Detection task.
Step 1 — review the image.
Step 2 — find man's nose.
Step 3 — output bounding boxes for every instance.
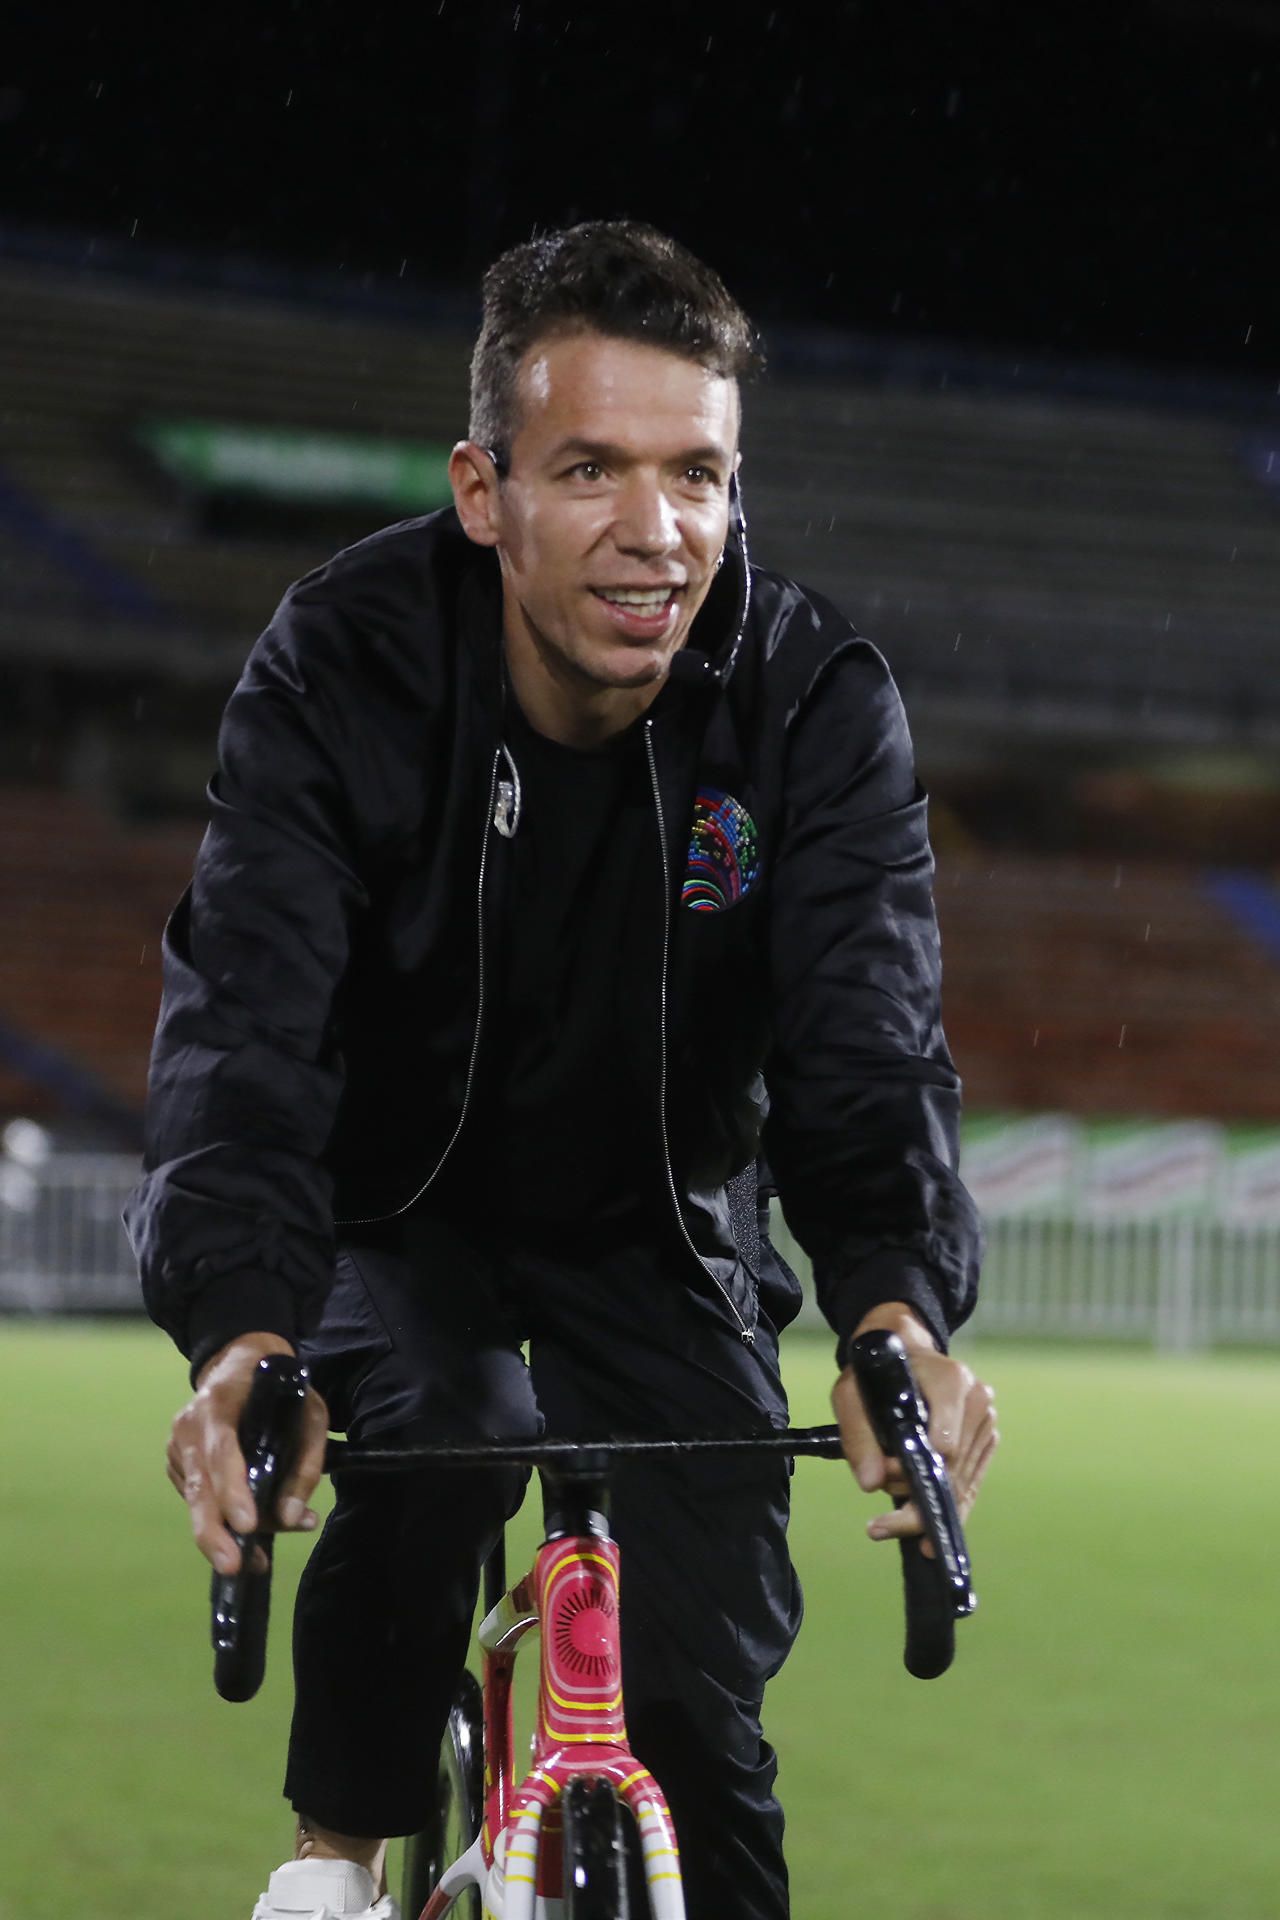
[615,475,680,556]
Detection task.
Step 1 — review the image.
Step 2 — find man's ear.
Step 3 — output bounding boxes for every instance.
[449,442,502,547]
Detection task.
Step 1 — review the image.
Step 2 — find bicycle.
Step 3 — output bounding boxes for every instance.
[210,1332,975,1918]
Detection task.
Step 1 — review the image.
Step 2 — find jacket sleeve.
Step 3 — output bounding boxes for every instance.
[761,634,982,1357]
[124,606,372,1378]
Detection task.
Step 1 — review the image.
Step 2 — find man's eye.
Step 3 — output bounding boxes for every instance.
[568,461,605,482]
[683,466,717,486]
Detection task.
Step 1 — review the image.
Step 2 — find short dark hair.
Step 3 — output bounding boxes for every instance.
[468,220,762,456]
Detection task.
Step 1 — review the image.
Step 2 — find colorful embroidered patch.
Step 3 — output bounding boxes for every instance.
[682,789,761,911]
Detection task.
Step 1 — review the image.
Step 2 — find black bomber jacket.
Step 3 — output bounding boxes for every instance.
[124,505,982,1374]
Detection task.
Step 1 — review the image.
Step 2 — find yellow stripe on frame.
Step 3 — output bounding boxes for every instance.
[544,1680,623,1714]
[544,1548,617,1588]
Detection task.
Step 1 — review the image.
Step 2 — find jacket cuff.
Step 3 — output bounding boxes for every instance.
[184,1270,300,1386]
[820,1251,951,1368]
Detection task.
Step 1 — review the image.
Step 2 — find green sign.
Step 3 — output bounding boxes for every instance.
[137,417,456,512]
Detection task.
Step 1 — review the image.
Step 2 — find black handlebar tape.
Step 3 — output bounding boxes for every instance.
[324,1425,847,1472]
[894,1515,956,1681]
[210,1356,309,1703]
[847,1331,976,1680]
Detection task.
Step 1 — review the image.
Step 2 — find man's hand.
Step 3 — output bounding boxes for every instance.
[165,1332,330,1575]
[832,1303,998,1555]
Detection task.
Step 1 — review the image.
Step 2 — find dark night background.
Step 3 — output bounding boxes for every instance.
[4,0,1278,380]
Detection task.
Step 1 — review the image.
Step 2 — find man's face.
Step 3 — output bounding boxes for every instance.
[484,330,739,695]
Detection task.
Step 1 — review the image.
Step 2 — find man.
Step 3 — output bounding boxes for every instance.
[127,222,997,1920]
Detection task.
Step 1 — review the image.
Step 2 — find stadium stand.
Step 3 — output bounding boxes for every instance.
[0,256,471,683]
[1,251,1279,745]
[0,246,1277,1140]
[0,786,1274,1133]
[745,379,1280,747]
[936,854,1280,1122]
[0,786,197,1128]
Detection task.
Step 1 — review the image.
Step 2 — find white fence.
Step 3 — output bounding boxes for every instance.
[773,1211,1280,1350]
[4,1158,1280,1349]
[0,1154,143,1313]
[971,1213,1280,1349]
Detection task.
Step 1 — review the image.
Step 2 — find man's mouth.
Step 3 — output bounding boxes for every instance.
[592,585,682,614]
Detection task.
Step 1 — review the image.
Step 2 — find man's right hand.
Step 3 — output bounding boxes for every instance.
[166,1332,330,1575]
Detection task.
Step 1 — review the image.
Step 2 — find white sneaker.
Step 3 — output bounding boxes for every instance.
[251,1856,401,1919]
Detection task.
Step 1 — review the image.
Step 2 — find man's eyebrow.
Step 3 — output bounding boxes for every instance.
[546,437,733,468]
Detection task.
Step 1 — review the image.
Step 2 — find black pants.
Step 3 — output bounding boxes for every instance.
[288,1211,803,1920]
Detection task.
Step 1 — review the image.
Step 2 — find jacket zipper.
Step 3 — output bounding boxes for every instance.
[335,748,500,1227]
[644,719,756,1346]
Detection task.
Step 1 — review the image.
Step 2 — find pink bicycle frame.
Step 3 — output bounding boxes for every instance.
[418,1524,684,1919]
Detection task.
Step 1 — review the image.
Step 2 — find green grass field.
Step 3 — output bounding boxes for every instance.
[1,1322,1276,1919]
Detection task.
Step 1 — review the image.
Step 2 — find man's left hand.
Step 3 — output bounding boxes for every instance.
[831,1302,998,1555]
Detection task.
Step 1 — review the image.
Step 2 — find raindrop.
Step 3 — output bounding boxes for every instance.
[946,89,960,117]
[1244,324,1254,344]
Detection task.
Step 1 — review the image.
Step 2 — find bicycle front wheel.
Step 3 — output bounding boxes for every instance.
[561,1775,652,1919]
[401,1669,484,1920]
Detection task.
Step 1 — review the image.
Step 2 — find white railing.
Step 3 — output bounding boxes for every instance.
[972,1214,1280,1349]
[0,1154,143,1313]
[773,1212,1280,1350]
[4,1159,1280,1349]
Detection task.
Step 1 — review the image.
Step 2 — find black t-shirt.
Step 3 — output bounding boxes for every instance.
[429,698,659,1238]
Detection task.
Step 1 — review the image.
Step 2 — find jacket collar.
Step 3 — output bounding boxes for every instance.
[452,529,507,730]
[668,471,752,693]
